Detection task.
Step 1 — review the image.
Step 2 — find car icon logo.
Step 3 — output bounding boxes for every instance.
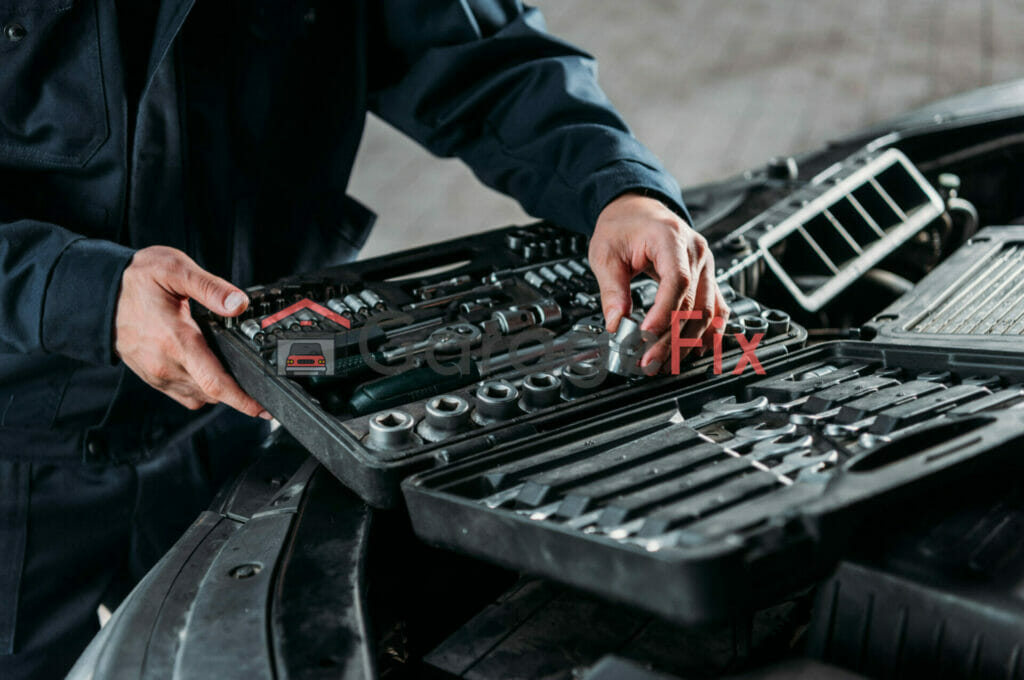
[277,336,335,377]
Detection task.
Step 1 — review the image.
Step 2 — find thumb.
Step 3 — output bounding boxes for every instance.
[169,257,248,316]
[590,253,633,333]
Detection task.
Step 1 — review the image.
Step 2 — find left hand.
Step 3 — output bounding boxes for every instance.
[589,193,729,370]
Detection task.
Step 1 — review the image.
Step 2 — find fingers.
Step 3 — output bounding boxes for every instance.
[163,251,249,317]
[678,259,717,347]
[640,247,724,369]
[589,247,634,333]
[639,245,693,368]
[178,333,269,419]
[116,246,269,419]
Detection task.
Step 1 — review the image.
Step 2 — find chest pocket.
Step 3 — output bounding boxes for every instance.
[0,0,108,169]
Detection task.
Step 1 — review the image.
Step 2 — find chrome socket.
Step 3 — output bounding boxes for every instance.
[738,314,768,339]
[344,293,370,316]
[552,263,576,282]
[418,394,473,442]
[728,297,762,319]
[538,266,560,284]
[473,380,522,425]
[358,289,387,311]
[529,298,563,327]
[561,359,605,399]
[607,314,646,377]
[366,410,418,451]
[492,308,535,335]
[326,297,352,317]
[761,308,790,337]
[630,280,658,310]
[240,318,264,344]
[524,270,548,290]
[723,320,744,348]
[520,372,562,411]
[566,260,589,277]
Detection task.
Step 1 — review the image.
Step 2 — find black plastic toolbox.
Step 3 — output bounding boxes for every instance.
[401,341,1024,626]
[204,222,1024,629]
[203,223,806,508]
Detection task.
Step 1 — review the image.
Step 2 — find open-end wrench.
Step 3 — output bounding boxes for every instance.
[831,383,991,440]
[798,375,902,414]
[629,448,840,549]
[832,380,947,425]
[856,395,1024,448]
[746,435,816,463]
[622,440,828,541]
[768,396,810,413]
[824,417,877,438]
[680,396,770,430]
[789,408,842,426]
[716,423,799,451]
[523,428,785,523]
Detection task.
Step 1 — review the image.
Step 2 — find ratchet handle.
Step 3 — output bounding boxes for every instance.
[348,362,482,415]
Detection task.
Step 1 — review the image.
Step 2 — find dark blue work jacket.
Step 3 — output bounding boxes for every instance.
[0,0,686,462]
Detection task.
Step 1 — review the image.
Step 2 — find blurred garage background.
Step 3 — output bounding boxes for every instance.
[353,0,1024,258]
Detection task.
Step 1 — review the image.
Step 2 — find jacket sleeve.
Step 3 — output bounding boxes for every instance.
[0,219,135,365]
[366,0,689,234]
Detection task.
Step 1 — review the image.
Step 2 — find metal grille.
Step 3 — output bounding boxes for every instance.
[910,243,1024,335]
[757,149,945,312]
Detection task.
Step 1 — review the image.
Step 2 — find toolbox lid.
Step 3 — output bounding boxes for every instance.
[863,225,1024,352]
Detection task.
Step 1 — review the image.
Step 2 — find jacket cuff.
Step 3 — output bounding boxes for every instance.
[41,238,136,366]
[584,159,692,231]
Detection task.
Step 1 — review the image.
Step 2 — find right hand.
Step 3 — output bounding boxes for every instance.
[114,246,270,419]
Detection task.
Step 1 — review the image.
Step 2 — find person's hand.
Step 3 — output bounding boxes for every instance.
[114,246,270,418]
[589,193,729,371]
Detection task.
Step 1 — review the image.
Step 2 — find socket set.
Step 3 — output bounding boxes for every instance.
[202,223,807,507]
[403,340,1024,626]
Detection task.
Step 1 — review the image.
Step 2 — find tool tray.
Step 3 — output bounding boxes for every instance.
[202,223,806,507]
[402,341,1024,625]
[864,225,1024,351]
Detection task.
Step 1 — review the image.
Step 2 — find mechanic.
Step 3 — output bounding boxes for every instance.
[0,1,727,677]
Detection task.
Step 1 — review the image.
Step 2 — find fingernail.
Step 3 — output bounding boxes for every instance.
[224,291,247,313]
[258,410,272,420]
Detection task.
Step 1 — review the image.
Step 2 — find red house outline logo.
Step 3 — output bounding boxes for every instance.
[259,298,351,330]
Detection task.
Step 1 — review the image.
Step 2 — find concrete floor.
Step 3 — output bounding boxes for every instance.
[352,0,1024,259]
